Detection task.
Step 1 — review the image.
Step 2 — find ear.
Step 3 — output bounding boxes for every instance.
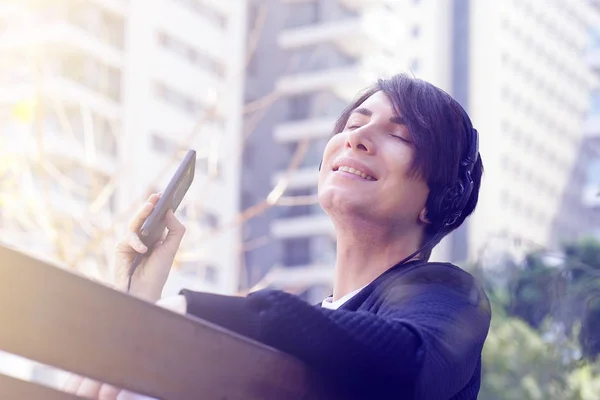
[419,208,431,225]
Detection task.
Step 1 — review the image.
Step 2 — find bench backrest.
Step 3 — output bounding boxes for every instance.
[0,245,330,399]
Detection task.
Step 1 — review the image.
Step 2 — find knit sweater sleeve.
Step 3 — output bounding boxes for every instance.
[180,266,490,398]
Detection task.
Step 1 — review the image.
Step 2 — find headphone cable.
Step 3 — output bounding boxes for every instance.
[126,253,145,293]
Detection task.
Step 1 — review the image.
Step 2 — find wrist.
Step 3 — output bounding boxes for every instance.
[131,284,162,303]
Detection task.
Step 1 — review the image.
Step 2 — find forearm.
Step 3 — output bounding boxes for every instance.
[179,289,422,382]
[179,286,489,398]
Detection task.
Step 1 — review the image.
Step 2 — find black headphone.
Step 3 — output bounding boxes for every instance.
[426,107,479,230]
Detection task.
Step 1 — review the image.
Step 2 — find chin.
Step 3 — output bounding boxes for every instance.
[319,188,371,219]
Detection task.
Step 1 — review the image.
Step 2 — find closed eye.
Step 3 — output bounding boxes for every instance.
[390,133,412,144]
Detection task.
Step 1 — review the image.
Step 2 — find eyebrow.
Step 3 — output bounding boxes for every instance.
[351,107,406,125]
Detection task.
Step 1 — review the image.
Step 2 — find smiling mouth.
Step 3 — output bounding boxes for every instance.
[335,166,376,181]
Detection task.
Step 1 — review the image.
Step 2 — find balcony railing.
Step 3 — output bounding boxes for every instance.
[0,2,125,51]
[279,16,374,57]
[276,64,371,101]
[274,117,336,142]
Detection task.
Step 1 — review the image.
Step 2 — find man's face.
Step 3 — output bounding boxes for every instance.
[318,91,430,230]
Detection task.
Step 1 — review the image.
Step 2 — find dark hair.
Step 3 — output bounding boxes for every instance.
[332,73,484,260]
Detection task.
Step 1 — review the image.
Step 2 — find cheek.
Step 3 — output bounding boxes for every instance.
[318,134,344,193]
[321,134,343,167]
[382,144,415,177]
[381,149,428,204]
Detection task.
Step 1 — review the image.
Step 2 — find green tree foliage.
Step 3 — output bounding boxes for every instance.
[507,252,559,329]
[504,237,600,361]
[580,294,600,361]
[479,237,600,399]
[480,305,572,399]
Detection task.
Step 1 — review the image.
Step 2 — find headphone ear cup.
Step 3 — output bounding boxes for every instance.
[425,187,447,225]
[427,182,466,228]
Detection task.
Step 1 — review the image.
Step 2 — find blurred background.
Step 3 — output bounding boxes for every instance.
[0,0,599,398]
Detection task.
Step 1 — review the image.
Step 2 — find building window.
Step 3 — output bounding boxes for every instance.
[284,137,328,169]
[204,264,219,283]
[195,157,222,179]
[500,190,509,206]
[586,159,600,186]
[90,114,118,156]
[150,133,179,154]
[589,28,600,51]
[155,82,203,117]
[200,211,220,229]
[409,59,420,73]
[59,55,121,101]
[282,238,311,267]
[173,0,227,29]
[287,94,312,120]
[411,26,420,38]
[243,142,255,168]
[241,189,255,209]
[589,92,600,117]
[151,134,167,153]
[285,91,346,121]
[157,31,225,77]
[67,1,125,49]
[287,44,357,74]
[285,2,319,28]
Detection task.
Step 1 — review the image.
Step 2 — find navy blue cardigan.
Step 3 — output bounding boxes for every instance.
[180,261,491,399]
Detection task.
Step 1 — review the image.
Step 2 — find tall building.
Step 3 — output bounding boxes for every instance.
[468,0,599,256]
[241,0,457,302]
[556,4,600,241]
[241,0,600,300]
[0,0,247,384]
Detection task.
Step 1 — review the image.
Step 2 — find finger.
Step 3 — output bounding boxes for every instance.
[151,228,168,249]
[127,231,148,254]
[115,231,147,255]
[164,210,186,245]
[98,384,122,400]
[147,192,160,203]
[155,210,185,258]
[128,201,155,233]
[62,374,84,393]
[76,378,103,398]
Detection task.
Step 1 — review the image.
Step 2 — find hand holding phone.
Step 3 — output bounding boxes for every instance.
[126,149,196,290]
[138,149,196,250]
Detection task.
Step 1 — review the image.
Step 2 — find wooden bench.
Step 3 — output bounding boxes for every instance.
[0,245,336,399]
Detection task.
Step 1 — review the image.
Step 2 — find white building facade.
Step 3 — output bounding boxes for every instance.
[241,0,600,300]
[468,0,599,257]
[0,0,247,385]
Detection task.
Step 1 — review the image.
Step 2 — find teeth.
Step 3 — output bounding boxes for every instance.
[338,166,374,180]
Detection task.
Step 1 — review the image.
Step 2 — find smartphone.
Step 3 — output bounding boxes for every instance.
[138,149,196,249]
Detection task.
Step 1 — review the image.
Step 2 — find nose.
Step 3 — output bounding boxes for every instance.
[345,125,375,154]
